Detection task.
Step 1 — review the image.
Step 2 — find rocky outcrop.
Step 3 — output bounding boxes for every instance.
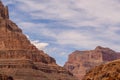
[83,59,120,80]
[0,1,77,80]
[0,74,13,80]
[64,46,120,80]
[0,1,9,19]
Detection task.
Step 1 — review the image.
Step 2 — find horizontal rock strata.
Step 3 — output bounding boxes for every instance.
[0,1,77,80]
[64,46,120,80]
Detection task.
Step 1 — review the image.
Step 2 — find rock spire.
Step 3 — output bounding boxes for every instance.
[0,0,9,19]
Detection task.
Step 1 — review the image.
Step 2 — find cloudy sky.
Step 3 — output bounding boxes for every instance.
[3,0,120,66]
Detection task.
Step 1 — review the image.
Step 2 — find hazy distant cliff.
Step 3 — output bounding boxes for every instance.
[64,46,120,80]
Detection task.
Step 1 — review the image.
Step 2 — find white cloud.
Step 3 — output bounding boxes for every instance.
[40,28,120,51]
[8,0,120,50]
[31,40,49,50]
[7,0,120,27]
[5,0,120,28]
[26,35,49,50]
[18,22,46,30]
[18,22,120,52]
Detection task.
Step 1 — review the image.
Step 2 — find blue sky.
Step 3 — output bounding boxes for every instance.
[3,0,120,66]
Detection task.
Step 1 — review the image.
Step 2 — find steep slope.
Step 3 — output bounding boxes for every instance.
[64,46,120,80]
[83,59,120,80]
[0,1,77,80]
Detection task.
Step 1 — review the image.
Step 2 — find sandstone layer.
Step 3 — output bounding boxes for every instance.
[64,46,120,80]
[0,1,77,80]
[83,59,120,80]
[0,74,13,80]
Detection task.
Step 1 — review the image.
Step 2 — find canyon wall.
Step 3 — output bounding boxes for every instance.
[64,46,120,80]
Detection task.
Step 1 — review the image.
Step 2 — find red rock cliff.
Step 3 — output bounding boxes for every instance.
[83,59,120,80]
[0,1,77,80]
[64,46,120,80]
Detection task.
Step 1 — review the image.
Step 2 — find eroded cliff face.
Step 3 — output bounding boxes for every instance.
[0,19,55,64]
[0,1,77,80]
[64,46,120,80]
[0,74,13,80]
[83,59,120,80]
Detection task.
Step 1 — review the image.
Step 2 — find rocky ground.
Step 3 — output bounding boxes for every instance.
[83,59,120,80]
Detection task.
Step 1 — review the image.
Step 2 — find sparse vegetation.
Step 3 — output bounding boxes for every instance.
[83,60,120,80]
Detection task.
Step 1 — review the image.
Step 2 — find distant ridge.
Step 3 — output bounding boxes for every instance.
[64,46,120,80]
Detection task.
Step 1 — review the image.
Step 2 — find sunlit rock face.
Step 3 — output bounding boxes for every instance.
[83,59,120,80]
[0,1,78,80]
[64,46,120,80]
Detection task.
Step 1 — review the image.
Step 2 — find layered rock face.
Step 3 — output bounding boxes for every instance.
[64,46,120,80]
[0,1,77,80]
[0,74,13,80]
[83,59,120,80]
